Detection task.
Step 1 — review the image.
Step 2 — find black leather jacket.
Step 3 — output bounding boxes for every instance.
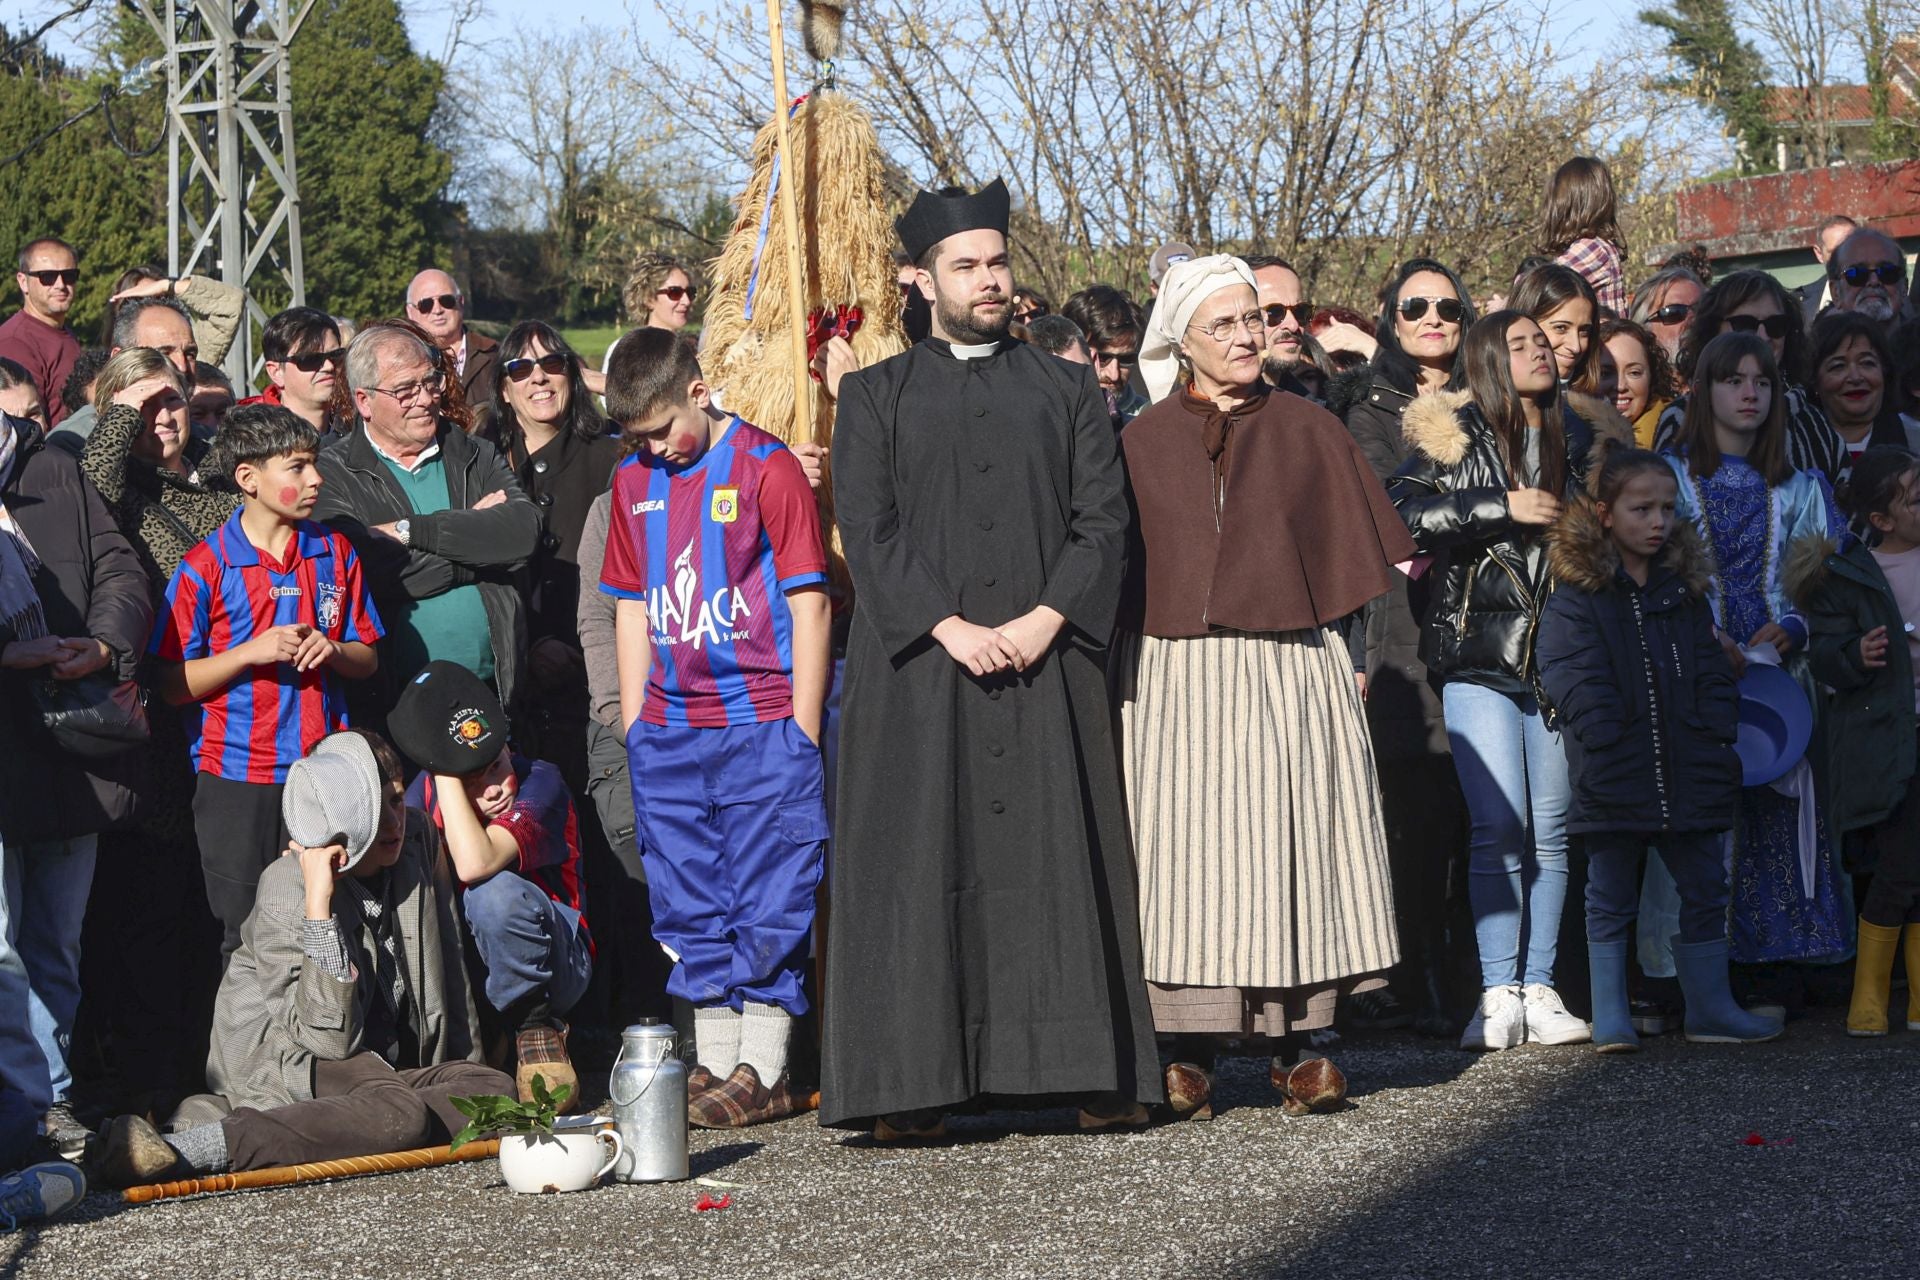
[1388,389,1613,694]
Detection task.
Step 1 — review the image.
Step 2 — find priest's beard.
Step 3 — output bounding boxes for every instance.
[932,288,1013,345]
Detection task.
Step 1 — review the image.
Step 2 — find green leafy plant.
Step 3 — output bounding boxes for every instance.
[448,1073,574,1152]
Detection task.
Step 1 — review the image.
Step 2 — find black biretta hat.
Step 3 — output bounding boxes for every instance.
[896,179,1012,265]
[388,660,509,778]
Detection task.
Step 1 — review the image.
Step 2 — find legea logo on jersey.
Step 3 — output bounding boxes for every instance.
[648,540,752,650]
[630,499,665,515]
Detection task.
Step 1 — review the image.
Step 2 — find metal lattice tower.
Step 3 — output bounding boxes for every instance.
[132,0,315,382]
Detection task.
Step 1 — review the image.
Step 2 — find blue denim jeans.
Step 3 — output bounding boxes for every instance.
[0,833,98,1110]
[1443,683,1570,989]
[462,872,593,1019]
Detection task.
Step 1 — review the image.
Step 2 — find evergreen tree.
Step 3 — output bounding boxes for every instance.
[1638,0,1777,173]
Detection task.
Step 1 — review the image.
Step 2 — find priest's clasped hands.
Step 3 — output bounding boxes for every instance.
[931,607,1067,677]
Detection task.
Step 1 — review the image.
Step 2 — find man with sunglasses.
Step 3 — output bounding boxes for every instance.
[405,269,499,417]
[1062,284,1148,427]
[1245,253,1330,399]
[241,307,348,435]
[0,238,81,426]
[1829,227,1914,329]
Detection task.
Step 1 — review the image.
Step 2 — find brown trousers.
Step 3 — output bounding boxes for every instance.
[221,1053,513,1172]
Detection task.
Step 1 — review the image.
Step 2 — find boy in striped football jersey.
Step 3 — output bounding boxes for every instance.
[152,404,382,954]
[599,329,832,1128]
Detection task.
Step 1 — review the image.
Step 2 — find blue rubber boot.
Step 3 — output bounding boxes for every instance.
[1673,938,1785,1043]
[1587,941,1640,1054]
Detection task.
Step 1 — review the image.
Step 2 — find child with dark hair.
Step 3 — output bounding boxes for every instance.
[1541,157,1629,315]
[152,402,383,953]
[1540,442,1770,1051]
[1791,447,1920,1035]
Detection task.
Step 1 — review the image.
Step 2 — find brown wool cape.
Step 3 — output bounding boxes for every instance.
[1122,389,1417,636]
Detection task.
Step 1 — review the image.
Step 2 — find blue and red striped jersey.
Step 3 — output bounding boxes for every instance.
[410,755,594,953]
[151,513,383,783]
[598,416,827,727]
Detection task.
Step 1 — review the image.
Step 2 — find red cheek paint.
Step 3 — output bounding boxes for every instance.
[278,486,300,506]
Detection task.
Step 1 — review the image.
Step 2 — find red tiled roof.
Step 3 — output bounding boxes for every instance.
[1764,84,1909,125]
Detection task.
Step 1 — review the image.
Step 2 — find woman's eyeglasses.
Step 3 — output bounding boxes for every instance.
[504,353,572,381]
[1187,312,1265,344]
[1396,296,1463,323]
[658,285,697,302]
[1723,314,1793,339]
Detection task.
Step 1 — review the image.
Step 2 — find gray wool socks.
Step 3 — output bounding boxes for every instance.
[694,1005,742,1075]
[168,1121,232,1174]
[738,1002,792,1085]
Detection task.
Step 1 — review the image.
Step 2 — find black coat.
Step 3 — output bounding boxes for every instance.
[1332,363,1446,757]
[314,421,540,719]
[0,418,153,839]
[484,422,621,654]
[1537,501,1740,833]
[822,337,1160,1126]
[1389,389,1624,692]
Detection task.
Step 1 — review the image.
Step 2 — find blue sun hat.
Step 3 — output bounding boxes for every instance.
[1733,662,1813,786]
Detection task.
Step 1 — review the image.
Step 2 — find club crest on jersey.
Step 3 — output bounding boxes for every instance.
[315,582,344,631]
[710,487,740,524]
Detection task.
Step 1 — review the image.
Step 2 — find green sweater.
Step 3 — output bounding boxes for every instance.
[379,452,495,681]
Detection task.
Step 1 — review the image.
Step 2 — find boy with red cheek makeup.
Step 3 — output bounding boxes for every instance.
[598,328,831,1128]
[150,403,382,956]
[390,662,594,1110]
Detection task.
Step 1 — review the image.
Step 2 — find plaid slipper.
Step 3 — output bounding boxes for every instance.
[515,1023,579,1114]
[687,1065,800,1129]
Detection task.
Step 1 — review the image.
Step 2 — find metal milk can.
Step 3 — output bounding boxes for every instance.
[609,1019,688,1183]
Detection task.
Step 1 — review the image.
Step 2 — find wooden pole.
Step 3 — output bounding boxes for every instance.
[764,0,816,446]
[121,1139,502,1204]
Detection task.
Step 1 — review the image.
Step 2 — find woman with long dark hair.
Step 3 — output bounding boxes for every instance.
[485,322,619,772]
[1392,310,1628,1050]
[1652,270,1845,483]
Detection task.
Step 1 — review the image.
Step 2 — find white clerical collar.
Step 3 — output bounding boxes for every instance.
[949,341,998,360]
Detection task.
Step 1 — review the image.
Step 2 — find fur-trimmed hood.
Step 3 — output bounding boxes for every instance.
[1548,495,1717,596]
[1783,533,1843,608]
[1399,387,1634,469]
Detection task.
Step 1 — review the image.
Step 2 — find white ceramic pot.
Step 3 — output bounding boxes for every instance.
[498,1128,622,1194]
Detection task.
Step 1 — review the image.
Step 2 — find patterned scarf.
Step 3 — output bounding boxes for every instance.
[0,416,47,642]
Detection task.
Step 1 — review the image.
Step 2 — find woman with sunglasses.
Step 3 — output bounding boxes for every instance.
[1651,270,1846,484]
[1331,256,1478,1037]
[485,323,620,765]
[1391,311,1633,1050]
[1119,256,1415,1119]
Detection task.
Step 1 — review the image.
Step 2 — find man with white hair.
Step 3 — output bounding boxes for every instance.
[405,269,498,415]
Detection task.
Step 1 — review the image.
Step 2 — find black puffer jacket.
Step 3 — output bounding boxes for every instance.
[1388,389,1627,692]
[1537,499,1740,834]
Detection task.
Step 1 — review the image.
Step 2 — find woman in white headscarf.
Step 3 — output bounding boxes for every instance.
[1117,256,1415,1119]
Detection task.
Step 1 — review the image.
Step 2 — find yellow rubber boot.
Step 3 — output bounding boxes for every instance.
[1848,919,1902,1037]
[1906,925,1920,1031]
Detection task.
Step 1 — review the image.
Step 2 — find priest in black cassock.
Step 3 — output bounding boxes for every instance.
[820,180,1162,1138]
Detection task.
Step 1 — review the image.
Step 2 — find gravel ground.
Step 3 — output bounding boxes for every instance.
[8,1008,1915,1279]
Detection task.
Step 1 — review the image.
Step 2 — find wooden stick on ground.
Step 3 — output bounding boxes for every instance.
[122,1139,502,1204]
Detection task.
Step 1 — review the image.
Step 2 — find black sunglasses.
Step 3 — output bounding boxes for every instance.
[1724,314,1793,339]
[23,268,78,287]
[1262,303,1313,327]
[658,284,697,302]
[412,293,462,314]
[503,352,572,381]
[1397,296,1464,323]
[1648,302,1693,325]
[1092,349,1139,367]
[286,348,344,373]
[1841,262,1905,287]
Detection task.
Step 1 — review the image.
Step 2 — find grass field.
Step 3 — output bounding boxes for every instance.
[559,325,623,369]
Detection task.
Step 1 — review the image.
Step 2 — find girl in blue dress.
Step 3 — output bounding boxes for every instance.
[1662,331,1850,970]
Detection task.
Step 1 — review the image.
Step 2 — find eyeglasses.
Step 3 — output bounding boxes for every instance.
[1262,303,1313,328]
[504,353,572,381]
[286,348,344,373]
[1187,312,1266,344]
[23,269,78,288]
[1648,302,1693,325]
[1397,296,1463,323]
[411,293,462,314]
[366,371,445,404]
[1724,314,1793,339]
[657,285,697,302]
[1092,349,1139,367]
[1841,262,1905,287]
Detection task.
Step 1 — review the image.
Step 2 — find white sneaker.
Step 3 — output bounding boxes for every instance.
[1523,984,1592,1045]
[1460,985,1526,1051]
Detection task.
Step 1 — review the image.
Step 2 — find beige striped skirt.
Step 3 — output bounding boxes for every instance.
[1119,626,1400,1009]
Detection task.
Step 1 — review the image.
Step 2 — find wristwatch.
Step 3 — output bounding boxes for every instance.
[394,519,411,547]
